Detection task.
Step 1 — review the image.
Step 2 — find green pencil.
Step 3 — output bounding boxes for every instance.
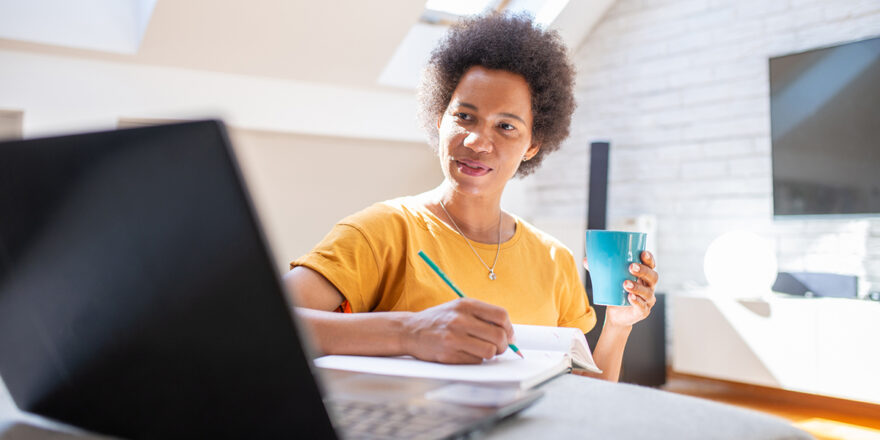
[417,250,524,359]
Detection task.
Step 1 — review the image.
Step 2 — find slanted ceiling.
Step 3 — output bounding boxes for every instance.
[0,0,614,89]
[0,0,424,88]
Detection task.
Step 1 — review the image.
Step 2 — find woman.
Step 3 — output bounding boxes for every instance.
[284,13,658,382]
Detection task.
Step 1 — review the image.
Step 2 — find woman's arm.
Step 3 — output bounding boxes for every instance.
[579,251,659,382]
[283,266,516,364]
[581,321,632,382]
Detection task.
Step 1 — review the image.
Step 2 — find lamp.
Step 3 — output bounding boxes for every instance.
[703,230,778,298]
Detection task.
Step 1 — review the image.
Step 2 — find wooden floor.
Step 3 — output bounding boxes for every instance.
[662,372,880,440]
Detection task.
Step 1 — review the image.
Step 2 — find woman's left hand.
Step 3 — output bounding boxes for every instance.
[585,251,659,328]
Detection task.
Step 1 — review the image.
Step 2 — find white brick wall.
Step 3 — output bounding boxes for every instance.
[523,0,880,296]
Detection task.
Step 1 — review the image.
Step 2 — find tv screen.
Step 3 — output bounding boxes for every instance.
[770,36,880,216]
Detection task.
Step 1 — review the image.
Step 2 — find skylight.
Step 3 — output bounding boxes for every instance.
[424,0,499,17]
[0,0,157,54]
[422,0,569,27]
[380,0,573,89]
[506,0,571,27]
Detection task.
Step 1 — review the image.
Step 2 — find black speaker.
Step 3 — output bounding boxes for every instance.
[587,141,610,231]
[585,141,610,296]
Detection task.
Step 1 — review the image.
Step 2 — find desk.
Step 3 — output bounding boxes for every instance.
[0,372,810,439]
[487,374,811,439]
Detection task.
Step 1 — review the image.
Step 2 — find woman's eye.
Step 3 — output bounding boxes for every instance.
[499,123,515,131]
[455,112,472,121]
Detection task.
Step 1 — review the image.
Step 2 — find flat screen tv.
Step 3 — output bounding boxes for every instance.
[770,36,880,217]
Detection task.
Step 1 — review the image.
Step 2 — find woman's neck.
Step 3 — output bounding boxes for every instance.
[424,181,515,243]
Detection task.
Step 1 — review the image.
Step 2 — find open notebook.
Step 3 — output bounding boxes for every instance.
[314,324,601,390]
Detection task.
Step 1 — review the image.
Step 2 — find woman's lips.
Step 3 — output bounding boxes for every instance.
[455,159,492,177]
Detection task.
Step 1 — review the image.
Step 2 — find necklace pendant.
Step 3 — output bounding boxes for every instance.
[489,271,496,281]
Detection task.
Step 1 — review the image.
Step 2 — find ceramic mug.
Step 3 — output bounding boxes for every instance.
[585,230,647,306]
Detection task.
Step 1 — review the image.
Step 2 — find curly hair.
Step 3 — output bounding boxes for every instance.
[417,13,577,178]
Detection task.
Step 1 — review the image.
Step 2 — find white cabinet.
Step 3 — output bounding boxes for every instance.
[671,293,880,404]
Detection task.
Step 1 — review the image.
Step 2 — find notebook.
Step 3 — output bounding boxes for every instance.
[315,324,602,390]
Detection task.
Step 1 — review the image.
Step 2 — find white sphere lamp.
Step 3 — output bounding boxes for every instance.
[703,230,778,298]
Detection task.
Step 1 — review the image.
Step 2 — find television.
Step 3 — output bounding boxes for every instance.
[769,36,880,217]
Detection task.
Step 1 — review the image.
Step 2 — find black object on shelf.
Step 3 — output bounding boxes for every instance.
[772,272,858,298]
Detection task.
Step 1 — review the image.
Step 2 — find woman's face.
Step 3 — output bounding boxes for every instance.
[437,66,540,198]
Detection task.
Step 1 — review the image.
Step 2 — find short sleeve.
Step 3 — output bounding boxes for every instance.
[556,252,597,334]
[290,224,381,313]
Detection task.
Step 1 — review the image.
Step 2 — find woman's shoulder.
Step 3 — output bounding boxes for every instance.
[338,195,429,235]
[512,216,577,261]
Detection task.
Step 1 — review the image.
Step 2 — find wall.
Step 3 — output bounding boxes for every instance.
[1,48,444,273]
[524,0,880,296]
[115,120,444,273]
[0,111,22,141]
[0,49,422,142]
[228,128,442,273]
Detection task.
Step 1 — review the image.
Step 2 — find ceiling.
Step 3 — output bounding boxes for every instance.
[0,0,612,90]
[0,0,425,88]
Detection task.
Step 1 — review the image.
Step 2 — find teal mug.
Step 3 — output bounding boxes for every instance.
[585,230,647,306]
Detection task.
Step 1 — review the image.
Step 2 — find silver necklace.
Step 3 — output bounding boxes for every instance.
[438,200,502,281]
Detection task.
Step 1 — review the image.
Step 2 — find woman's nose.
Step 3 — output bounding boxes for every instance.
[462,129,492,153]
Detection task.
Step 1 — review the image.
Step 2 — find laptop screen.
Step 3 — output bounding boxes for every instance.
[0,121,336,438]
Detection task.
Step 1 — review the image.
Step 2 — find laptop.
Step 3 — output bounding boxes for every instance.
[0,121,541,439]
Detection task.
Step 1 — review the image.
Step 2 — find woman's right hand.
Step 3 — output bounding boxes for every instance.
[402,298,516,364]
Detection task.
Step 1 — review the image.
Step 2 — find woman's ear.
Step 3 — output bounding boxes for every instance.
[436,114,443,129]
[524,142,541,161]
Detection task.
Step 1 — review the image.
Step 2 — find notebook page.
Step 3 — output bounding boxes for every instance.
[511,324,601,374]
[569,332,602,373]
[511,324,582,353]
[314,349,568,389]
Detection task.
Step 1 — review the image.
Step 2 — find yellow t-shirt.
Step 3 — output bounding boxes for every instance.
[291,197,596,333]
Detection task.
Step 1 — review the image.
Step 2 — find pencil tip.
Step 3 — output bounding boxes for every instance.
[516,350,524,359]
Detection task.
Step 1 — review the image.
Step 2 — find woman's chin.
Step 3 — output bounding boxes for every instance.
[447,172,501,196]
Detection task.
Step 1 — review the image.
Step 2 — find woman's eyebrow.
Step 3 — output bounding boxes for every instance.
[455,101,526,125]
[498,112,526,125]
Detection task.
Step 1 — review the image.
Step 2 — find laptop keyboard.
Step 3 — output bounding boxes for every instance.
[327,399,470,440]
